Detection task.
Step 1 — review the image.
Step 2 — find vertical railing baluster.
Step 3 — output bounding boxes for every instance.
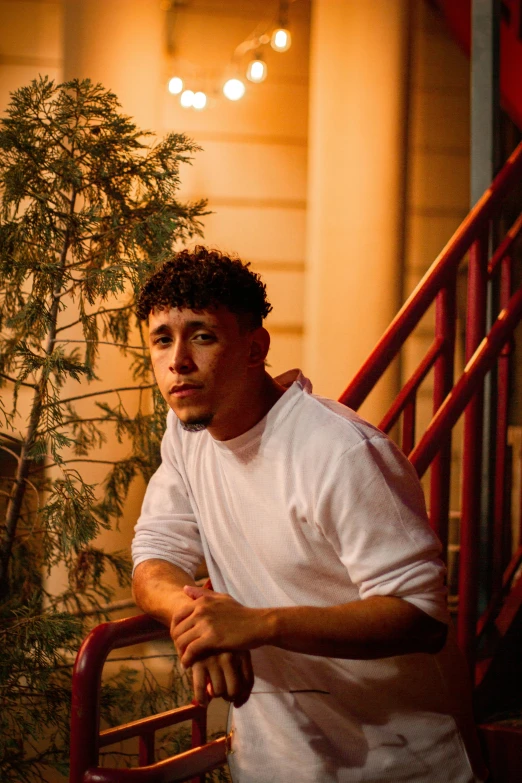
[402,397,416,456]
[458,228,489,671]
[191,702,208,783]
[492,254,513,595]
[139,732,155,766]
[430,277,457,555]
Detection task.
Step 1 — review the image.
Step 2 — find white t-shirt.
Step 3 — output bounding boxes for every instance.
[132,371,486,783]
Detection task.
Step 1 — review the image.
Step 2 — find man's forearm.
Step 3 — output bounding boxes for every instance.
[174,588,448,667]
[262,596,447,659]
[132,558,197,627]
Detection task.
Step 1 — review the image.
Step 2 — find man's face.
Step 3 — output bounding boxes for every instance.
[148,306,255,439]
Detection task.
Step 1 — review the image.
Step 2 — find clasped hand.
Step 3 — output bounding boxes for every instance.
[171,585,267,708]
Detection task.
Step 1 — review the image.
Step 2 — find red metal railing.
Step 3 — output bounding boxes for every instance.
[339,139,522,675]
[69,614,228,783]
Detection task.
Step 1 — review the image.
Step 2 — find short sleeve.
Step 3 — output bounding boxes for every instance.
[314,435,449,624]
[131,413,204,578]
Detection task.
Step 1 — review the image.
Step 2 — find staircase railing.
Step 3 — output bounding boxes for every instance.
[69,614,228,783]
[339,140,522,674]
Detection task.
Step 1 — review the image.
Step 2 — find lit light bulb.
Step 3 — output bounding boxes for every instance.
[192,91,207,110]
[247,58,267,83]
[271,27,291,52]
[168,76,183,95]
[180,89,194,108]
[223,78,246,101]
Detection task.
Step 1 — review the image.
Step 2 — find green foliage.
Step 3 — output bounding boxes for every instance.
[0,76,211,781]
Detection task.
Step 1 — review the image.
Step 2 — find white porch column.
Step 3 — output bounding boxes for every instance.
[304,0,410,420]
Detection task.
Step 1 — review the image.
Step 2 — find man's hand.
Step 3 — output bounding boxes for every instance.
[133,562,256,708]
[190,651,254,708]
[172,585,270,669]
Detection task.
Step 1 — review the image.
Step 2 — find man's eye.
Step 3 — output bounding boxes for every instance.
[154,336,171,346]
[193,333,215,343]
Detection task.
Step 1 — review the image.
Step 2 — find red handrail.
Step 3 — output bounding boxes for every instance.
[339,141,522,411]
[69,614,228,783]
[408,286,522,475]
[337,140,522,674]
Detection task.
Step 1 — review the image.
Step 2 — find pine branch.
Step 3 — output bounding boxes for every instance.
[31,458,117,473]
[0,372,37,389]
[43,384,155,409]
[0,432,24,444]
[55,305,134,334]
[55,339,146,350]
[0,444,21,463]
[0,188,78,595]
[40,416,130,436]
[71,597,135,616]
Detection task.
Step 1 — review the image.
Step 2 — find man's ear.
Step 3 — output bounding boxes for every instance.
[247,327,270,368]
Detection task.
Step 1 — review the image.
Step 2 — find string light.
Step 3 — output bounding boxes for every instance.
[246,55,267,83]
[167,76,183,95]
[180,89,195,108]
[192,91,207,110]
[223,78,246,101]
[163,0,296,106]
[271,27,291,52]
[271,0,292,52]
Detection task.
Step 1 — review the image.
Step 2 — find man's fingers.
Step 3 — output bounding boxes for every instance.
[240,651,255,692]
[172,615,197,644]
[231,652,255,707]
[192,663,210,707]
[181,638,210,668]
[205,658,227,700]
[189,653,255,708]
[183,584,212,600]
[172,602,196,626]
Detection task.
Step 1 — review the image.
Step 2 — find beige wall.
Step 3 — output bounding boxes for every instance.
[0,0,62,107]
[0,0,474,552]
[163,0,310,377]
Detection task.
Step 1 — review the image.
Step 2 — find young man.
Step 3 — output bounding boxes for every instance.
[132,247,486,782]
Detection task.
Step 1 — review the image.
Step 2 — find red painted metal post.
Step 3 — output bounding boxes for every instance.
[139,733,155,767]
[70,625,112,783]
[410,285,522,478]
[492,255,513,595]
[402,398,416,455]
[429,279,457,554]
[69,615,168,783]
[190,702,208,783]
[458,230,489,670]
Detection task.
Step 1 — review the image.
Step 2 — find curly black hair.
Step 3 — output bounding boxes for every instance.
[137,246,272,329]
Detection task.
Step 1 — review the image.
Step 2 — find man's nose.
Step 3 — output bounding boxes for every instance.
[169,341,196,374]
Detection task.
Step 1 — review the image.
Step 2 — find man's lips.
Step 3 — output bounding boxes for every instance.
[169,383,203,398]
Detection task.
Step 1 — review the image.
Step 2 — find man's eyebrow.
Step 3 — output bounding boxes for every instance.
[149,324,171,338]
[149,319,217,338]
[186,319,215,329]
